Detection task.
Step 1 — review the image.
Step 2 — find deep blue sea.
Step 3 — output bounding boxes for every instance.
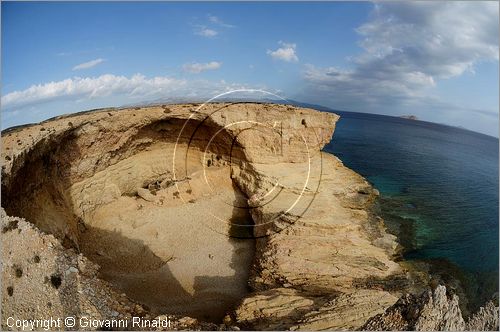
[324,111,499,310]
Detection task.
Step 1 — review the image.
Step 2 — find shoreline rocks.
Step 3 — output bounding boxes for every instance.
[363,285,499,331]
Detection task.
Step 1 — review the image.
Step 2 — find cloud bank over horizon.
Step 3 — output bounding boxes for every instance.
[1,73,260,112]
[299,1,499,135]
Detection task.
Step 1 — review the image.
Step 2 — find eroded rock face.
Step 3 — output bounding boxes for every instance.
[3,102,490,331]
[466,300,500,331]
[363,285,499,331]
[1,210,150,326]
[232,288,398,331]
[228,153,409,330]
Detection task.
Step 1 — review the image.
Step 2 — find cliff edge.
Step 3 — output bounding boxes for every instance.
[1,103,497,330]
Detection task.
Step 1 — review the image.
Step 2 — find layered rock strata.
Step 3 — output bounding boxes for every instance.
[3,103,493,331]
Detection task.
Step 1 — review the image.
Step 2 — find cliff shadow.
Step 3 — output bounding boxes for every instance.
[1,115,256,324]
[76,183,256,323]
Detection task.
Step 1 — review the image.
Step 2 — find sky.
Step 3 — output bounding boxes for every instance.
[1,1,499,136]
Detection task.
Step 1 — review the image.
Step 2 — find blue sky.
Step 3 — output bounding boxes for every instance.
[2,1,499,136]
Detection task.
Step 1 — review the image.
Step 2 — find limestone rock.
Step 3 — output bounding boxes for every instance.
[0,210,148,330]
[2,103,493,330]
[289,290,398,331]
[232,288,398,331]
[466,300,499,331]
[1,103,346,330]
[137,187,157,202]
[414,285,465,331]
[233,288,317,330]
[363,285,499,331]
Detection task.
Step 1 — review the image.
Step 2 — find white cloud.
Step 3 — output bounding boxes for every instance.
[302,2,499,113]
[1,74,185,109]
[1,73,258,112]
[194,26,218,37]
[267,41,299,62]
[193,14,233,38]
[72,58,105,71]
[182,61,222,73]
[208,15,234,28]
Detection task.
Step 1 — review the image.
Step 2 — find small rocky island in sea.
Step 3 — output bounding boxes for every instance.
[1,103,498,330]
[400,115,419,120]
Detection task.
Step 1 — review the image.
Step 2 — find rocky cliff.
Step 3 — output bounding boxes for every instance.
[363,285,499,331]
[1,103,497,330]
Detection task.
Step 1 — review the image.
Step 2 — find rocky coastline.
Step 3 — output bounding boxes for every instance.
[1,103,498,330]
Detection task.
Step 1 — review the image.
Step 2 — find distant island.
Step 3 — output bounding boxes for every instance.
[400,115,419,120]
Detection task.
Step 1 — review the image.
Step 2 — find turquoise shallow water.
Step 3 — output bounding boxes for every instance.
[324,111,499,310]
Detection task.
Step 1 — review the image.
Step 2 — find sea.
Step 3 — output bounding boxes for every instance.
[324,111,499,312]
